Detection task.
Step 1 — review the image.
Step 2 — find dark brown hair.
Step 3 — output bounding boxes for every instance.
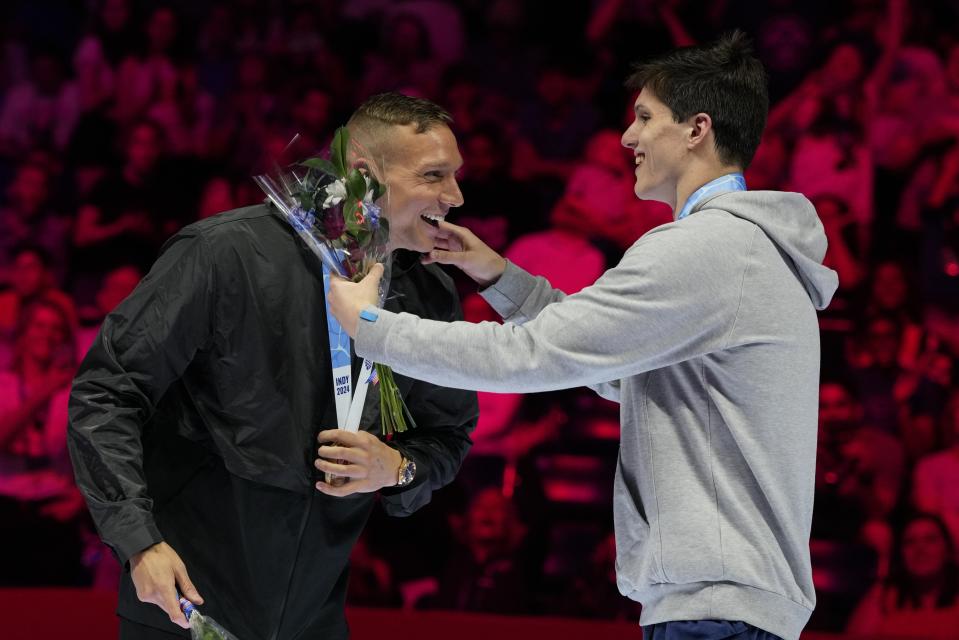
[626,30,768,169]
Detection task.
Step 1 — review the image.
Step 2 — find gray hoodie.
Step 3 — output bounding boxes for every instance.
[356,190,838,639]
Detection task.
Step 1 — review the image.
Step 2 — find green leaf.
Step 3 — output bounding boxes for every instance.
[346,168,366,201]
[371,179,386,201]
[331,127,350,177]
[298,157,338,176]
[344,199,363,233]
[298,192,313,211]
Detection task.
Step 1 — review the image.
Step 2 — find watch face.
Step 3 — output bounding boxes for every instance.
[399,459,416,486]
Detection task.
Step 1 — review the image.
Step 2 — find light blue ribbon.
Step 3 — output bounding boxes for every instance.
[322,262,352,371]
[676,173,747,220]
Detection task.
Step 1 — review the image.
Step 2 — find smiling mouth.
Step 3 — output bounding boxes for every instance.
[420,214,444,227]
[634,153,645,170]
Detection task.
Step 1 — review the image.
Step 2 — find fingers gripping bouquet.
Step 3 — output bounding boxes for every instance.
[255,127,415,438]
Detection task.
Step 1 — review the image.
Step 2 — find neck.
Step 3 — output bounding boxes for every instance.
[672,161,742,220]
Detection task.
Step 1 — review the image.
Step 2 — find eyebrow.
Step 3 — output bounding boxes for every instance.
[634,103,650,115]
[417,160,464,172]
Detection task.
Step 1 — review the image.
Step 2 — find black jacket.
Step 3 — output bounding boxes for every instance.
[67,205,477,639]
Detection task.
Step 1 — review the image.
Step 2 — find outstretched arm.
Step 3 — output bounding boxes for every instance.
[402,220,618,399]
[330,224,741,395]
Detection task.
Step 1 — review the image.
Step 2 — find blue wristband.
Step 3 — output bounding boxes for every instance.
[359,308,379,323]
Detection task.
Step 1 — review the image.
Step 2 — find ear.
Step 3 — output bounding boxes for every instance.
[351,156,386,182]
[687,113,713,151]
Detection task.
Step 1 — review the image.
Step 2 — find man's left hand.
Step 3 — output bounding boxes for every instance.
[327,263,384,338]
[314,429,403,496]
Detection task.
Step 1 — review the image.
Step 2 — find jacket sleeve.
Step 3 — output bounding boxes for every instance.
[355,225,746,395]
[378,273,478,517]
[378,379,478,516]
[67,232,216,565]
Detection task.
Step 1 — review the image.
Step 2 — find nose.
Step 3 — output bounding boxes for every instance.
[621,121,638,150]
[442,177,464,208]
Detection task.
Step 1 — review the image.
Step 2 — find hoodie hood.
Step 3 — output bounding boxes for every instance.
[694,190,838,310]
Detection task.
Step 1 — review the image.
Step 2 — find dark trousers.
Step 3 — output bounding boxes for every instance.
[119,618,189,639]
[642,620,784,640]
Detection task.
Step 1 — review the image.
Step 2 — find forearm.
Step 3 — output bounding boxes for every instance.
[357,230,740,395]
[480,260,565,325]
[67,402,161,565]
[379,364,478,514]
[381,425,474,516]
[67,231,215,563]
[480,253,620,400]
[67,326,177,564]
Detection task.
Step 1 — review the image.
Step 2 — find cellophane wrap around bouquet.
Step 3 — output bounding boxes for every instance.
[179,597,239,640]
[254,127,415,435]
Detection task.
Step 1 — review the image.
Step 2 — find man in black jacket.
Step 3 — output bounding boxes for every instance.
[68,93,478,640]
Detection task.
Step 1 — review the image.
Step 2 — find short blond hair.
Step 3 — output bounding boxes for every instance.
[347,93,453,168]
[348,92,452,133]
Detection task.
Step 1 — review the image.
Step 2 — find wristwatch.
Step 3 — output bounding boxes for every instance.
[395,455,416,487]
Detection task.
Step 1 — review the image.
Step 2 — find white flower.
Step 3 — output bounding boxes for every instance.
[322,179,347,208]
[363,175,376,203]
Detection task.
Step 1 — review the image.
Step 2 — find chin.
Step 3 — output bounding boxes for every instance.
[634,183,668,205]
[394,236,431,254]
[411,232,436,254]
[634,184,654,200]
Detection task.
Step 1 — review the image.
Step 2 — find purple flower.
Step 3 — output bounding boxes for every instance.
[321,201,345,239]
[365,202,381,227]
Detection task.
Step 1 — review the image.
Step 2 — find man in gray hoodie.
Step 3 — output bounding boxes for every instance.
[323,32,838,640]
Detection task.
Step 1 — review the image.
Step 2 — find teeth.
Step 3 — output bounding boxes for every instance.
[421,214,444,222]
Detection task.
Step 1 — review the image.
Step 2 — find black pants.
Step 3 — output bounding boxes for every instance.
[119,618,189,639]
[642,620,784,640]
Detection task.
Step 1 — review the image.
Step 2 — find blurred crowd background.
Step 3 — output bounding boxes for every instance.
[2,0,959,635]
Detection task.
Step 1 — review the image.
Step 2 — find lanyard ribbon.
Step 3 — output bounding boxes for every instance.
[322,262,376,432]
[677,173,747,220]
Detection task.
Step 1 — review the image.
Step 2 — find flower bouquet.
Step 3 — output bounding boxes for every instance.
[254,127,415,437]
[178,596,239,640]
